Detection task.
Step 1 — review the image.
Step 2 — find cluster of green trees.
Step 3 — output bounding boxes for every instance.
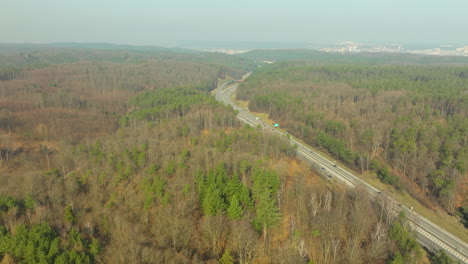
[196,163,253,218]
[0,194,100,264]
[431,249,456,264]
[0,195,35,214]
[315,131,357,164]
[124,87,215,124]
[196,162,283,240]
[0,224,99,264]
[238,61,467,214]
[388,212,421,263]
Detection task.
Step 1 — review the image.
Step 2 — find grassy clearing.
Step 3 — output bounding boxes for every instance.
[232,89,249,109]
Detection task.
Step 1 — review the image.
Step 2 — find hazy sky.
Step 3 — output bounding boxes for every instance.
[1,0,467,46]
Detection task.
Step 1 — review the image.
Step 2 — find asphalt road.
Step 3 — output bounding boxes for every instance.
[214,79,468,263]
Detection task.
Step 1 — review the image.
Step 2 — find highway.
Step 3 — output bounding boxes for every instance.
[214,78,468,263]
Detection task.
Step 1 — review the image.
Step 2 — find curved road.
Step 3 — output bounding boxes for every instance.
[214,79,468,263]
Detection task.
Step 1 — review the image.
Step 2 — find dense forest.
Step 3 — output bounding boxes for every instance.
[0,45,460,263]
[237,60,468,219]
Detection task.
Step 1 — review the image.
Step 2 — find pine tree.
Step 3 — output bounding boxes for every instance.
[227,195,243,220]
[47,238,61,262]
[89,238,101,257]
[24,194,36,210]
[225,173,253,209]
[252,169,280,200]
[253,191,281,239]
[431,249,454,264]
[214,162,229,187]
[389,251,405,264]
[64,205,76,225]
[219,249,234,264]
[225,173,243,199]
[202,184,225,216]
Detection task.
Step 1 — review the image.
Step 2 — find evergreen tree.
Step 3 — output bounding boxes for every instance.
[431,249,454,264]
[389,251,405,264]
[226,173,253,209]
[89,238,101,257]
[0,223,97,263]
[227,195,244,220]
[64,205,76,225]
[47,238,61,262]
[24,194,36,210]
[252,169,280,200]
[389,212,421,262]
[219,249,234,264]
[225,173,243,199]
[253,191,281,239]
[202,184,225,216]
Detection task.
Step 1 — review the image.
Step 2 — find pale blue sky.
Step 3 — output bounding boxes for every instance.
[1,0,467,46]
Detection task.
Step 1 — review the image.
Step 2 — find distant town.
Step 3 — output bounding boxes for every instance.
[320,42,468,56]
[205,42,468,57]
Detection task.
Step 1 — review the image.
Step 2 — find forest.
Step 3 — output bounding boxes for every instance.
[0,45,461,263]
[236,59,468,224]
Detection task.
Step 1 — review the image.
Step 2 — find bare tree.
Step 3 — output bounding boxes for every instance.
[40,145,53,171]
[369,222,387,262]
[228,220,258,264]
[371,130,383,158]
[201,215,229,257]
[309,193,319,218]
[323,191,332,212]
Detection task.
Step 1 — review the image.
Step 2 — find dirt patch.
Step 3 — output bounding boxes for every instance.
[201,129,210,136]
[0,131,59,160]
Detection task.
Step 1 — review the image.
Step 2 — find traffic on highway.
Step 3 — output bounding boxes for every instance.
[214,76,468,263]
